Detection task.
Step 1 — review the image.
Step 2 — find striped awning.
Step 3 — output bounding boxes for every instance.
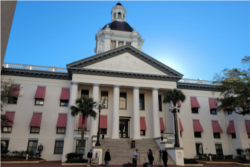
[34,87,46,99]
[3,112,15,126]
[140,117,147,130]
[57,114,67,128]
[179,119,184,132]
[100,116,107,129]
[10,85,20,98]
[193,120,203,132]
[209,99,218,109]
[212,121,223,133]
[60,88,70,100]
[245,120,250,133]
[191,97,200,108]
[30,113,42,127]
[227,121,235,134]
[78,115,87,129]
[160,118,165,131]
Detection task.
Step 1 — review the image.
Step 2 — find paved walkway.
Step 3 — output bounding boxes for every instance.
[0,161,245,167]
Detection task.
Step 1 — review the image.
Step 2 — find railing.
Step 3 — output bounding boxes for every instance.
[178,78,217,85]
[2,63,68,73]
[74,129,90,135]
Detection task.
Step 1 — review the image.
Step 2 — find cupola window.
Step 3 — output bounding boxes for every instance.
[111,40,116,49]
[118,12,121,19]
[118,41,124,47]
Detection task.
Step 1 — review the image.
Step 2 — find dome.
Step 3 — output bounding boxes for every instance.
[102,21,133,32]
[116,2,122,6]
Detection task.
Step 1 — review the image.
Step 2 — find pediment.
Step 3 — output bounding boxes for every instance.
[67,45,183,80]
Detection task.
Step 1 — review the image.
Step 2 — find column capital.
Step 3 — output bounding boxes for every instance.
[113,85,121,88]
[71,81,79,85]
[152,87,159,90]
[93,83,100,86]
[133,86,140,89]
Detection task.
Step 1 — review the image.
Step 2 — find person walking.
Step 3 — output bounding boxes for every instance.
[133,149,139,167]
[87,149,92,166]
[104,149,111,167]
[162,149,168,167]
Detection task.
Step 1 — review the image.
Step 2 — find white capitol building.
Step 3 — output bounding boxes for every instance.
[1,2,250,166]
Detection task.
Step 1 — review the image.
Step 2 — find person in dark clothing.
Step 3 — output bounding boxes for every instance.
[147,151,154,165]
[162,149,168,167]
[104,149,111,167]
[87,149,92,166]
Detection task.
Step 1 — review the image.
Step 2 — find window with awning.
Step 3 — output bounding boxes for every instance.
[209,99,218,115]
[191,97,200,114]
[160,118,165,132]
[212,121,223,133]
[245,120,250,134]
[100,116,107,134]
[177,101,181,113]
[57,114,67,134]
[193,120,203,132]
[34,87,46,106]
[140,117,147,136]
[60,88,70,107]
[8,85,20,104]
[227,121,236,139]
[179,119,183,132]
[1,112,15,133]
[30,113,42,133]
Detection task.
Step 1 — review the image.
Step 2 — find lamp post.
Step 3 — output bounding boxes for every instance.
[94,102,105,146]
[169,104,180,147]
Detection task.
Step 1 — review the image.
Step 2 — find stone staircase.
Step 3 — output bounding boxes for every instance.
[100,138,175,165]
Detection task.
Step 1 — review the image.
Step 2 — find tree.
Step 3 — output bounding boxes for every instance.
[1,79,20,126]
[163,89,186,147]
[70,96,97,149]
[213,56,250,115]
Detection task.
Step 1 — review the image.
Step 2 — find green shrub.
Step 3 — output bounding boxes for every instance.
[65,159,88,163]
[184,158,198,164]
[65,152,83,160]
[224,155,233,159]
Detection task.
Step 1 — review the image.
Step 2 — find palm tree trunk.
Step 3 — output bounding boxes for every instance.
[81,115,85,149]
[174,110,180,147]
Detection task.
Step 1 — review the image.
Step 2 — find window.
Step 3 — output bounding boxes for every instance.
[196,143,203,155]
[232,133,236,139]
[100,129,107,135]
[120,93,127,109]
[248,133,250,138]
[192,108,198,114]
[118,12,121,19]
[60,100,68,106]
[30,127,40,133]
[54,141,64,154]
[1,126,12,133]
[57,127,66,134]
[8,97,18,104]
[161,130,164,134]
[81,90,89,97]
[139,94,145,110]
[210,109,217,115]
[101,91,108,108]
[194,132,201,138]
[118,41,123,47]
[35,99,44,106]
[140,130,146,136]
[111,40,116,50]
[215,144,223,155]
[180,131,182,137]
[228,110,233,115]
[1,140,9,154]
[214,133,221,139]
[75,140,85,153]
[158,95,162,112]
[126,42,131,45]
[27,140,38,152]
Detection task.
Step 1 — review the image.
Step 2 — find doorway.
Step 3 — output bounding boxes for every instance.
[119,119,129,138]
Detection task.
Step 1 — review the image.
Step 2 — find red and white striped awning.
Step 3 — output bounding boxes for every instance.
[30,113,42,127]
[212,121,223,133]
[34,87,46,99]
[190,97,200,108]
[140,117,147,130]
[193,120,203,132]
[57,114,67,128]
[100,116,107,129]
[60,88,70,100]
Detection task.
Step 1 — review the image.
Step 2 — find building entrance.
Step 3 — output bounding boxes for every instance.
[119,119,129,138]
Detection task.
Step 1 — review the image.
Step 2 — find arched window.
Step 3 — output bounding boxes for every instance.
[118,12,121,19]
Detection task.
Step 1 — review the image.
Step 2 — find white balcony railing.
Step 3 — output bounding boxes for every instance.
[178,78,217,85]
[2,63,68,73]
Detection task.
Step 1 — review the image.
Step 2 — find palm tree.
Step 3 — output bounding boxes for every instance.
[70,96,97,148]
[163,89,186,147]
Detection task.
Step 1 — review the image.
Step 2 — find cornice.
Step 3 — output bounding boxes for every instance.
[1,68,71,80]
[177,82,219,91]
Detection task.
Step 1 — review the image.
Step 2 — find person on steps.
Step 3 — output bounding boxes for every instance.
[133,149,139,167]
[148,149,154,165]
[162,149,168,167]
[87,149,92,166]
[104,149,111,167]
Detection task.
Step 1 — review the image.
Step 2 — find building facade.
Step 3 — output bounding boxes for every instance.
[1,2,250,165]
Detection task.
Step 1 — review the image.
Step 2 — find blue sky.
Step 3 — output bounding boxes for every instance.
[5,1,250,80]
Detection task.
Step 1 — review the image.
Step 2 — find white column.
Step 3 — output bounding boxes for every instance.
[133,87,141,139]
[62,82,79,162]
[90,84,100,137]
[111,85,120,139]
[152,88,161,138]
